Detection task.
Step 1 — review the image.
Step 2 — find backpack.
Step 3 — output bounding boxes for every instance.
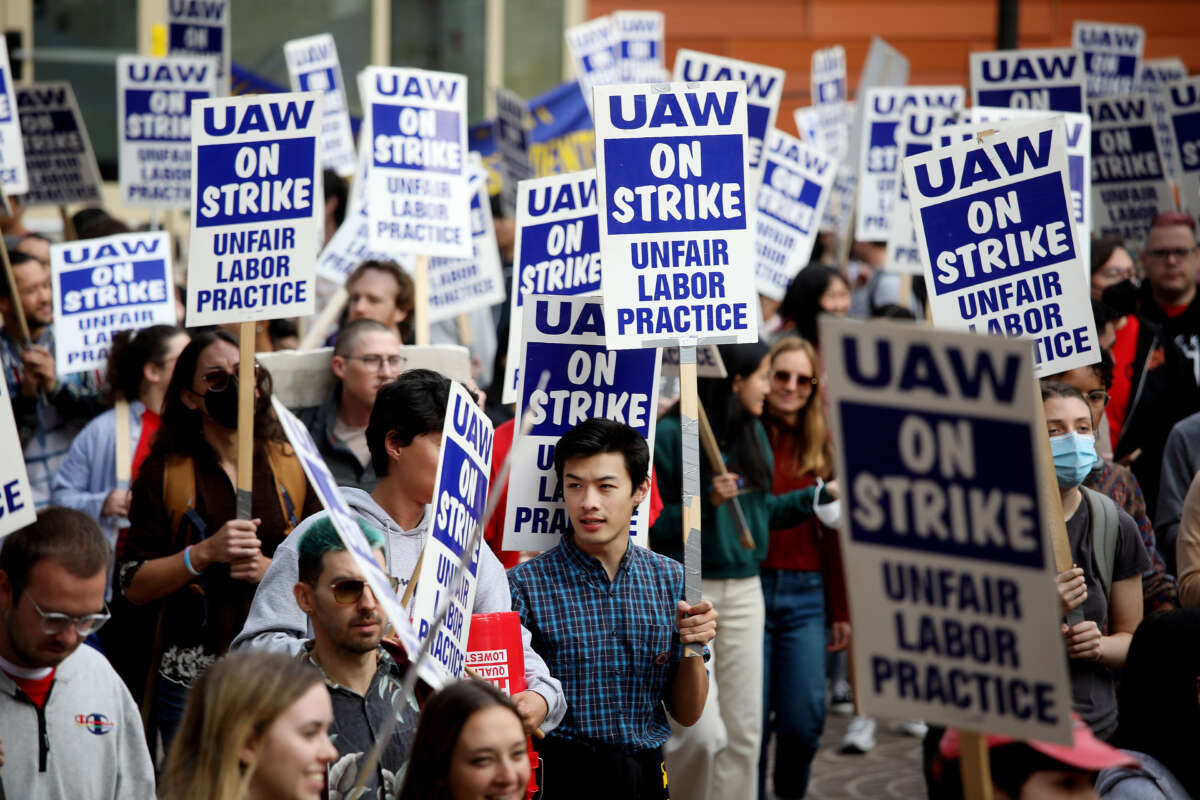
[1080,486,1120,602]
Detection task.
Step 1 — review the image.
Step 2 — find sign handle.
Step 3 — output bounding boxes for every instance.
[1031,393,1073,572]
[958,730,995,800]
[58,206,76,241]
[399,545,424,609]
[456,313,473,347]
[299,286,348,350]
[697,399,756,550]
[236,321,256,520]
[414,255,430,345]
[678,344,704,657]
[114,397,132,491]
[897,272,912,309]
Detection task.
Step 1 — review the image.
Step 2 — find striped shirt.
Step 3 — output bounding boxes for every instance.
[509,535,683,752]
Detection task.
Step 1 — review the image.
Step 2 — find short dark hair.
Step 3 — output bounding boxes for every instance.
[367,369,450,476]
[553,418,649,491]
[297,516,385,585]
[334,318,397,358]
[105,324,186,404]
[0,507,110,599]
[346,260,414,343]
[0,251,40,301]
[324,169,348,228]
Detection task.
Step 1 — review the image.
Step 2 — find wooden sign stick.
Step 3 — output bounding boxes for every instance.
[114,397,132,490]
[959,731,995,800]
[236,321,256,520]
[414,255,430,345]
[456,313,473,347]
[697,399,757,550]
[298,286,348,350]
[677,343,704,657]
[58,205,76,241]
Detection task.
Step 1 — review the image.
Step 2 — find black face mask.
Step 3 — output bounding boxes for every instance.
[202,375,239,429]
[1101,279,1139,317]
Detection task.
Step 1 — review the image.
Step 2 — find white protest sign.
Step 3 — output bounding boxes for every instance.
[821,163,858,237]
[756,129,837,299]
[118,55,218,208]
[186,92,323,327]
[168,0,231,95]
[673,51,784,202]
[1072,21,1145,99]
[565,16,620,117]
[856,87,965,242]
[411,382,493,684]
[847,37,910,176]
[284,34,356,177]
[427,169,506,322]
[969,48,1086,113]
[272,397,439,687]
[595,82,757,351]
[502,294,661,552]
[501,169,601,403]
[1140,59,1190,182]
[15,82,103,206]
[1088,94,1173,245]
[50,232,175,376]
[494,87,534,218]
[822,316,1072,744]
[1140,58,1187,90]
[903,118,1099,375]
[1159,78,1200,231]
[0,377,36,538]
[614,11,666,83]
[660,343,726,378]
[0,38,28,195]
[812,45,850,162]
[364,67,472,259]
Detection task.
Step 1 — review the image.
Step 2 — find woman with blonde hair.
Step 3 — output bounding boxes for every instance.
[160,651,337,800]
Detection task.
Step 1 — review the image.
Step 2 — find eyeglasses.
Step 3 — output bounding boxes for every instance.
[29,596,110,636]
[771,370,819,387]
[345,354,406,372]
[1145,246,1197,261]
[199,363,261,392]
[1085,390,1111,407]
[329,576,399,605]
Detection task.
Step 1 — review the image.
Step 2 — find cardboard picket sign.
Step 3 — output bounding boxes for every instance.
[501,294,661,553]
[185,92,323,327]
[1158,78,1200,231]
[565,17,620,118]
[0,38,29,195]
[167,0,231,95]
[594,81,758,351]
[672,51,784,203]
[50,232,176,376]
[846,37,910,180]
[1140,60,1191,182]
[613,11,667,84]
[855,87,966,243]
[1140,58,1188,90]
[0,377,36,539]
[118,55,219,209]
[493,87,535,217]
[660,343,726,378]
[756,129,838,299]
[821,162,858,237]
[501,169,601,403]
[15,82,103,206]
[811,45,850,163]
[271,397,440,688]
[427,168,507,323]
[1072,21,1145,99]
[821,315,1073,744]
[903,118,1100,376]
[410,382,494,685]
[1088,94,1173,246]
[284,34,357,178]
[969,49,1086,114]
[363,67,472,259]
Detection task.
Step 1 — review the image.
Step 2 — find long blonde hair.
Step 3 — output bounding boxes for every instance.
[159,651,324,800]
[766,336,833,480]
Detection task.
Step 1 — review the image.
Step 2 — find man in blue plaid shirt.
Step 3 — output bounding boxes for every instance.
[509,418,717,800]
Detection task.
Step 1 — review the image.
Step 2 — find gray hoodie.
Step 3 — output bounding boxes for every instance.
[231,487,566,731]
[1097,751,1193,800]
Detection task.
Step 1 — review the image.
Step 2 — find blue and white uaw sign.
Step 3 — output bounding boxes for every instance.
[903,118,1099,375]
[118,55,218,208]
[0,378,36,539]
[16,82,103,206]
[595,82,758,351]
[428,167,507,322]
[822,316,1072,744]
[856,87,966,242]
[1140,60,1189,182]
[503,294,661,553]
[811,45,850,162]
[1088,94,1173,245]
[412,381,494,684]
[493,87,534,218]
[1159,78,1200,231]
[316,146,398,285]
[186,92,323,326]
[168,0,230,95]
[501,169,601,403]
[1072,21,1145,99]
[364,67,472,259]
[565,17,621,118]
[756,129,837,299]
[969,49,1086,113]
[284,34,357,178]
[614,11,666,83]
[0,38,28,195]
[51,232,175,375]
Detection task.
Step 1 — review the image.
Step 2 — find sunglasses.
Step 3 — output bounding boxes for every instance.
[199,363,262,393]
[771,370,819,387]
[329,576,400,604]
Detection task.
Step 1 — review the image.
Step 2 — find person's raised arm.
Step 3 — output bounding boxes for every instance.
[665,599,716,726]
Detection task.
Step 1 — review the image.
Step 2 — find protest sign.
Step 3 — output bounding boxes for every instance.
[0,38,28,196]
[565,17,620,117]
[846,37,910,181]
[856,87,965,242]
[15,82,103,206]
[614,11,666,83]
[494,87,535,217]
[811,45,850,162]
[118,55,218,208]
[969,48,1086,113]
[363,67,472,260]
[284,34,356,177]
[501,169,601,403]
[673,51,784,201]
[1088,94,1173,245]
[661,343,726,378]
[502,294,661,552]
[185,92,323,326]
[411,381,494,684]
[756,129,837,298]
[167,0,231,95]
[0,378,36,539]
[822,316,1072,743]
[821,163,858,237]
[903,118,1099,376]
[594,81,757,350]
[1140,60,1190,182]
[427,168,506,322]
[50,232,175,376]
[1159,78,1200,231]
[1140,58,1188,90]
[1072,21,1145,99]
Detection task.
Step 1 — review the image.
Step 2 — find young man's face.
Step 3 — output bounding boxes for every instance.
[332,330,403,410]
[561,452,649,552]
[347,269,405,330]
[298,548,388,656]
[0,558,107,669]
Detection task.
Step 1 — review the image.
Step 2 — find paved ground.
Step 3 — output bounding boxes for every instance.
[798,712,928,800]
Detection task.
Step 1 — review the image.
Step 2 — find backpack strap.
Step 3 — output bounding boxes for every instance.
[1081,486,1120,602]
[266,441,307,534]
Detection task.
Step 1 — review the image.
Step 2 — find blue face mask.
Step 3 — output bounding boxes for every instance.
[1050,431,1098,488]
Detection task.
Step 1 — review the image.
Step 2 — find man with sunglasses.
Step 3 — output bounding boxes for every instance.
[0,507,154,799]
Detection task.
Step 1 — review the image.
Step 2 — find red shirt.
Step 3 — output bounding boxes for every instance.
[1108,315,1139,445]
[131,408,161,481]
[0,660,55,708]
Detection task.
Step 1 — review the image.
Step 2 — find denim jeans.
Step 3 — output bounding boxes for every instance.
[156,673,189,757]
[759,569,827,799]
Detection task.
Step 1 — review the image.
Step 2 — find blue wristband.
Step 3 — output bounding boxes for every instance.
[183,545,202,577]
